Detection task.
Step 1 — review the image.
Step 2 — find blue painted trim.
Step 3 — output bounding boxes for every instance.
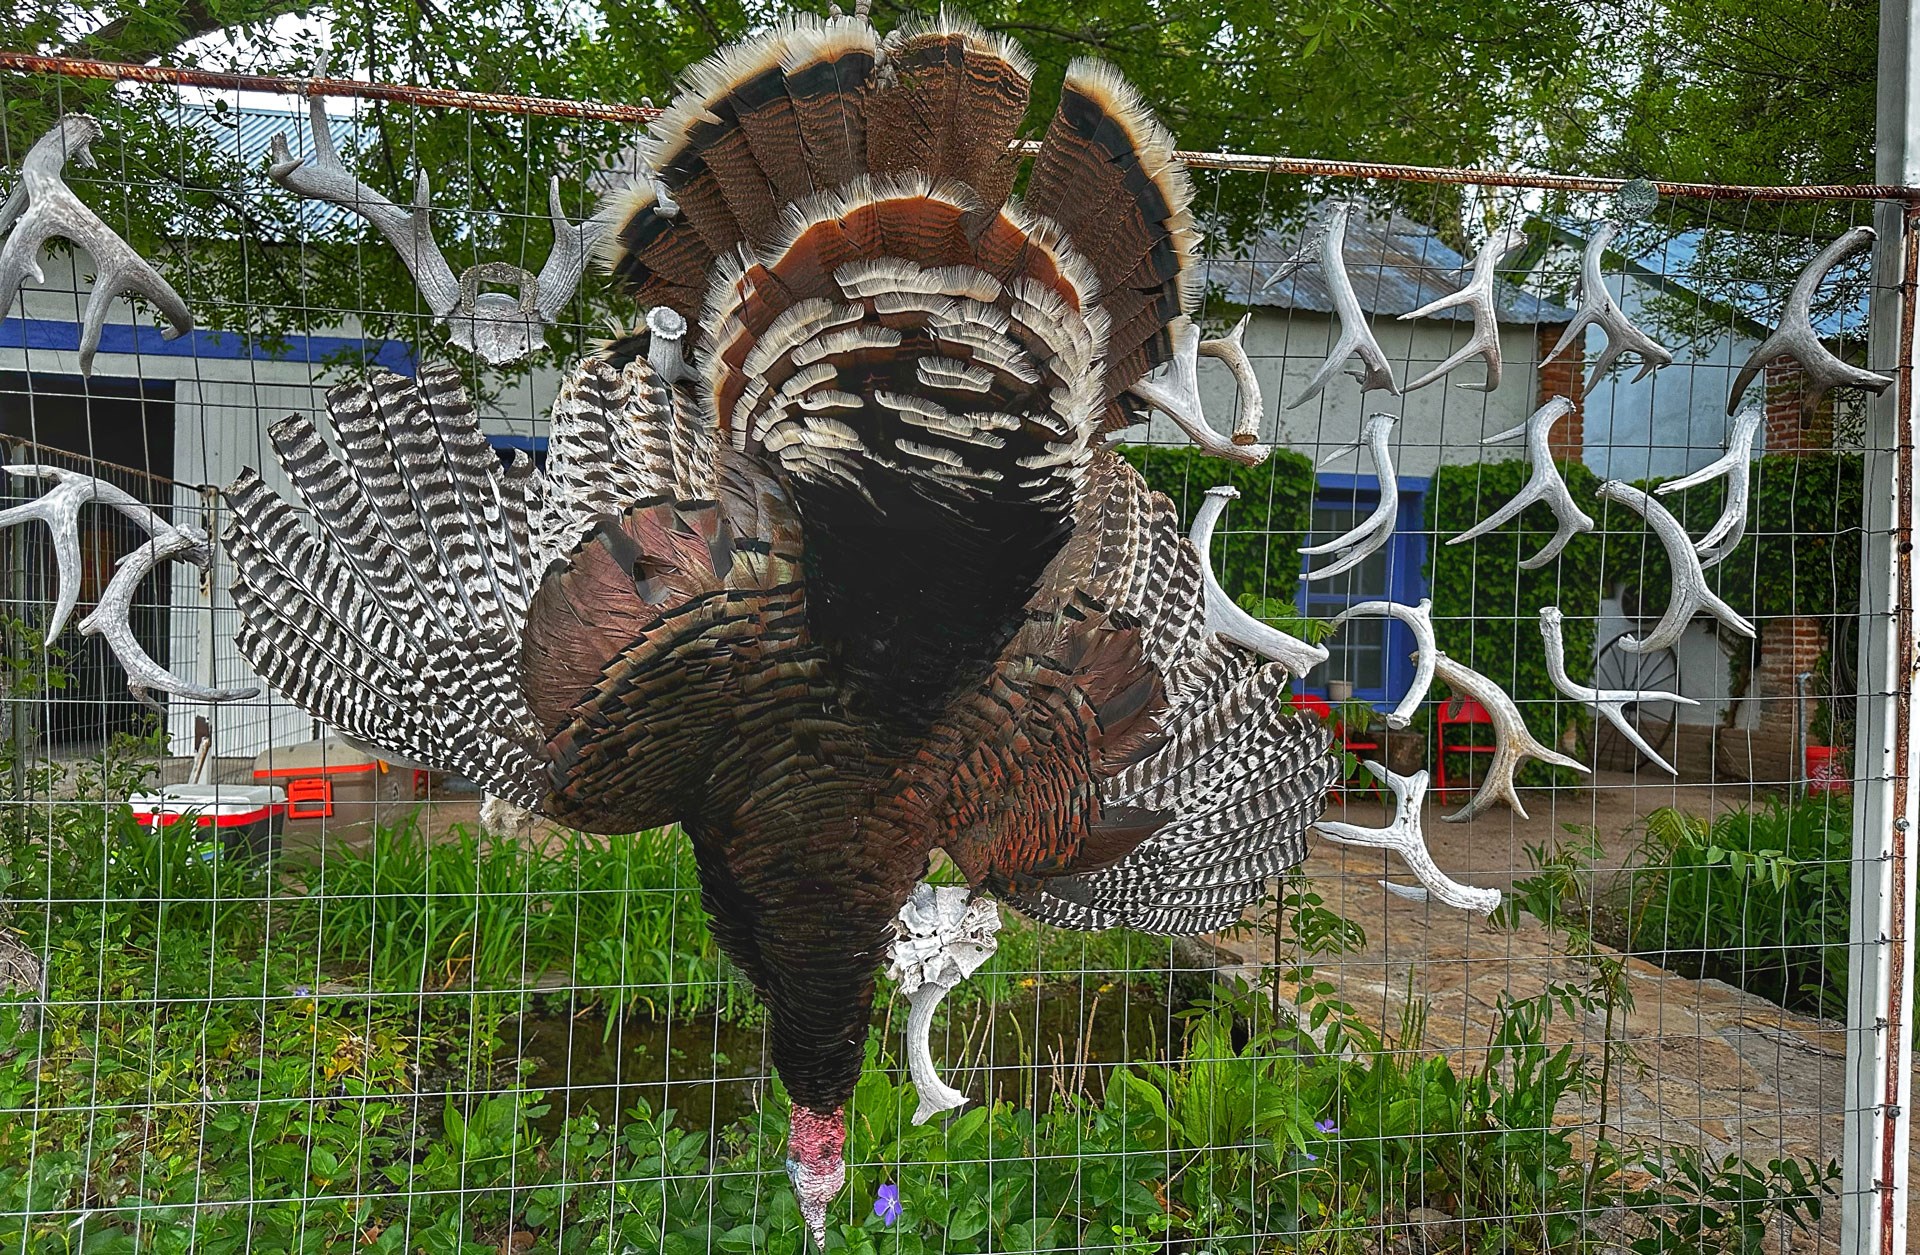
[1,316,415,374]
[1297,473,1431,711]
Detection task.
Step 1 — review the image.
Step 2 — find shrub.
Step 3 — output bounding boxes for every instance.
[1117,442,1317,606]
[1624,796,1852,1019]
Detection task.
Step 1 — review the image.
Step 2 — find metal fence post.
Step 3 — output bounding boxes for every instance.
[1845,3,1920,1249]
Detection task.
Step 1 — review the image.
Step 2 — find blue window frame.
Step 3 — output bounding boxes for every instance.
[1296,473,1429,709]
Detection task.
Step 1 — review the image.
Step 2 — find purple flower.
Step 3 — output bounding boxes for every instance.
[1303,1151,1318,1162]
[1315,1118,1339,1135]
[874,1183,901,1225]
[291,986,312,998]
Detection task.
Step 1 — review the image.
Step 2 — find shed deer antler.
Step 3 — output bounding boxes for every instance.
[1282,203,1398,406]
[1655,403,1761,569]
[268,52,601,366]
[1596,480,1755,652]
[1541,221,1672,385]
[1189,487,1328,674]
[1431,651,1587,823]
[1539,605,1696,776]
[1313,762,1502,914]
[1448,398,1594,569]
[0,467,257,707]
[1301,413,1399,581]
[0,116,193,376]
[1398,219,1529,392]
[1727,226,1891,415]
[1127,316,1269,465]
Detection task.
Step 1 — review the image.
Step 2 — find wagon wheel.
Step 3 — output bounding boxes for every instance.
[1590,630,1682,771]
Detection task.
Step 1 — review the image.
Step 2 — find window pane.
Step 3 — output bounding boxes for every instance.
[1309,614,1386,691]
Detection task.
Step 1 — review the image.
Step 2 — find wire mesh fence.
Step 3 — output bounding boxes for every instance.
[0,50,1909,1255]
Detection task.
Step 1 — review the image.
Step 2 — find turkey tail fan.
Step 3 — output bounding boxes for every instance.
[224,363,547,805]
[599,15,881,300]
[1025,57,1199,401]
[592,181,713,320]
[865,9,1033,208]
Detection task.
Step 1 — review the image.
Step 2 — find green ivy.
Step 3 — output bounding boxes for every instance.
[1614,453,1864,623]
[1116,444,1317,606]
[1424,457,1607,757]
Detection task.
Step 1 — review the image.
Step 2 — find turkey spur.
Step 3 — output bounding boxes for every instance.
[224,10,1335,1243]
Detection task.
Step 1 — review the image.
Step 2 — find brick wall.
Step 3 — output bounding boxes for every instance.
[1708,362,1837,782]
[1762,357,1834,454]
[1536,324,1584,460]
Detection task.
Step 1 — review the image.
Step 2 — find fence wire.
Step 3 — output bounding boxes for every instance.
[0,59,1907,1255]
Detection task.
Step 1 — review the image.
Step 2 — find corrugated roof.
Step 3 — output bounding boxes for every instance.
[1202,211,1576,325]
[177,102,363,233]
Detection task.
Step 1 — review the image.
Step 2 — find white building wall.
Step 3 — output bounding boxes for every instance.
[3,252,568,759]
[1134,309,1546,476]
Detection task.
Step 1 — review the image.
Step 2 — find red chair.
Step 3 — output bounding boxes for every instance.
[1435,694,1496,799]
[1290,692,1384,801]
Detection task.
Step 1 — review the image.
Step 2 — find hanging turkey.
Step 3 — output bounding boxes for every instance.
[10,11,1350,1243]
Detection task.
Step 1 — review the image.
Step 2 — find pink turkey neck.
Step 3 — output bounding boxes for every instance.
[789,1104,845,1171]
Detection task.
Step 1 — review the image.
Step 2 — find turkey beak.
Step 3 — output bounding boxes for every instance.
[786,1104,846,1249]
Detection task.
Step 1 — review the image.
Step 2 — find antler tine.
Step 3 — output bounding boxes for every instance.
[1541,221,1673,385]
[0,116,193,376]
[1313,763,1502,914]
[1398,219,1529,393]
[1431,651,1587,823]
[1597,480,1755,652]
[1539,605,1698,776]
[1287,203,1398,407]
[1329,598,1435,729]
[535,174,607,325]
[268,52,461,319]
[1727,226,1891,415]
[1127,318,1272,466]
[0,467,256,706]
[1301,413,1398,581]
[1448,398,1594,569]
[1189,487,1328,674]
[1657,403,1761,567]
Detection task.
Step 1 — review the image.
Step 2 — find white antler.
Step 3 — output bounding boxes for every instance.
[1448,397,1594,569]
[1431,651,1588,823]
[1596,480,1755,652]
[0,467,258,708]
[1127,316,1271,465]
[1727,226,1892,415]
[268,50,601,366]
[1539,605,1696,776]
[1398,219,1529,392]
[1313,762,1502,914]
[1285,204,1398,406]
[1189,488,1328,673]
[1541,221,1673,385]
[1301,413,1399,582]
[0,116,193,376]
[886,885,1001,1124]
[1655,403,1761,569]
[1328,598,1435,730]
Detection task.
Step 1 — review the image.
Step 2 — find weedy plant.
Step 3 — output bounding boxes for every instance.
[1624,796,1852,1019]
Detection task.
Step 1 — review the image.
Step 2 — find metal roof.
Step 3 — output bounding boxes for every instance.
[1200,210,1576,325]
